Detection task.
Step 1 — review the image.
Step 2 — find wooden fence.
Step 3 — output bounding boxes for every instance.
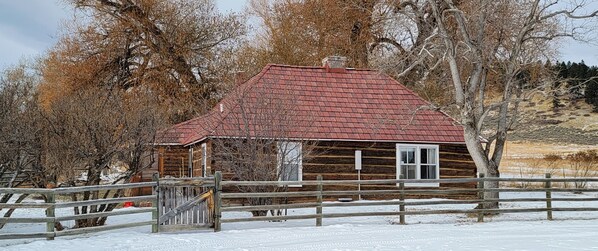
[0,182,158,241]
[214,172,598,231]
[157,176,215,232]
[3,172,598,240]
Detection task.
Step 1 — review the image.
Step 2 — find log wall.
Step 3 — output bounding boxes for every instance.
[158,146,190,177]
[207,140,477,200]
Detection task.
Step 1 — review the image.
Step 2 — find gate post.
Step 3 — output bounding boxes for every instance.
[545,173,553,220]
[152,172,159,233]
[477,173,485,223]
[45,191,56,240]
[399,174,405,225]
[214,171,222,232]
[316,175,323,227]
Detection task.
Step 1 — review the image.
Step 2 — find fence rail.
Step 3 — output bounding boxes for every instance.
[214,172,598,230]
[4,172,598,241]
[0,182,158,241]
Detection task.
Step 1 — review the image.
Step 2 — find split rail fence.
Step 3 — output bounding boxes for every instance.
[0,182,157,240]
[2,172,598,240]
[214,172,598,231]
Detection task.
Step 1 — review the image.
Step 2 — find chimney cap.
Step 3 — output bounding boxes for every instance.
[322,56,348,73]
[322,56,347,69]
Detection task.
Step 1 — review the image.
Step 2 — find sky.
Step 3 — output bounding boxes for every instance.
[0,0,596,70]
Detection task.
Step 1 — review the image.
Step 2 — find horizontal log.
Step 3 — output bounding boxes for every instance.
[222,202,320,212]
[485,188,598,193]
[159,179,214,187]
[54,182,156,194]
[0,232,54,240]
[55,221,155,237]
[158,224,212,232]
[222,191,320,198]
[221,214,320,223]
[219,207,598,225]
[322,189,479,196]
[56,208,155,222]
[322,199,481,208]
[0,217,53,224]
[485,197,598,203]
[222,178,483,186]
[0,203,53,209]
[56,195,156,208]
[0,188,53,194]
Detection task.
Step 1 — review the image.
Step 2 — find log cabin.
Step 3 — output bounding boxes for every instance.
[150,56,477,199]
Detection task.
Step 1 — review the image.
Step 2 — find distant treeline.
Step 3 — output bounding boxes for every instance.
[552,61,598,111]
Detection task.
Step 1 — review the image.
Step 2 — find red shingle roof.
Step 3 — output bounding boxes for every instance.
[156,64,465,145]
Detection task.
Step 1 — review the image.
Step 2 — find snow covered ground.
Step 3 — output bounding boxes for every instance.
[2,191,598,250]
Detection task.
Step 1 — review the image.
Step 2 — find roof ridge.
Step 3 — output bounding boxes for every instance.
[266,63,378,72]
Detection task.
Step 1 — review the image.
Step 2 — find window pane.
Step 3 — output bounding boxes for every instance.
[421,148,428,164]
[401,165,417,179]
[401,148,416,164]
[281,164,299,181]
[420,148,436,164]
[421,165,436,179]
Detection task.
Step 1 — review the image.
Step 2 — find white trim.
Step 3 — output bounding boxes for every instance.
[396,144,440,187]
[201,143,207,177]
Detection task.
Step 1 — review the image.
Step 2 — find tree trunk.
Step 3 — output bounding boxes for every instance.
[463,124,500,209]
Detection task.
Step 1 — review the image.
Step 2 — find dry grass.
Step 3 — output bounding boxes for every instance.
[500,141,598,188]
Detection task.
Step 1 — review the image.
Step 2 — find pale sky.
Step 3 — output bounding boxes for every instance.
[0,0,596,70]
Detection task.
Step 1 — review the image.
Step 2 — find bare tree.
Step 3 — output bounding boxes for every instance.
[209,79,316,216]
[43,87,163,227]
[384,0,598,208]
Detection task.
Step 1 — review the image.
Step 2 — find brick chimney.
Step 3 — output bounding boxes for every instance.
[322,56,347,73]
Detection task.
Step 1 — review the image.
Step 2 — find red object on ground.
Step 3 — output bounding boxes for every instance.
[123,201,134,208]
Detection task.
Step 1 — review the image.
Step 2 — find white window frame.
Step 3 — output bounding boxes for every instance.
[396,144,440,187]
[277,141,303,187]
[201,143,207,177]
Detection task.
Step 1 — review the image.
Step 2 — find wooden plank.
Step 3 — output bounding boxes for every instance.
[0,188,53,194]
[545,173,553,221]
[158,224,212,232]
[159,190,213,224]
[214,171,222,232]
[0,217,53,224]
[222,191,320,198]
[56,195,156,208]
[53,182,157,194]
[478,173,484,223]
[322,199,481,208]
[221,214,320,223]
[46,192,56,240]
[398,174,405,224]
[55,221,155,237]
[0,203,54,209]
[0,232,54,240]
[222,202,319,212]
[316,175,323,227]
[56,208,155,222]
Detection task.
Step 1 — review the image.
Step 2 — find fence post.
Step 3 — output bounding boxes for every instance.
[214,171,222,232]
[152,173,159,233]
[477,173,485,223]
[545,173,553,221]
[399,174,405,225]
[316,175,323,227]
[45,191,56,240]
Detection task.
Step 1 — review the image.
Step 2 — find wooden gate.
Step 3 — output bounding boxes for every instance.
[157,177,215,232]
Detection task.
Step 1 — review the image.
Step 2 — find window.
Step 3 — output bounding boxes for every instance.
[277,141,302,184]
[396,144,439,186]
